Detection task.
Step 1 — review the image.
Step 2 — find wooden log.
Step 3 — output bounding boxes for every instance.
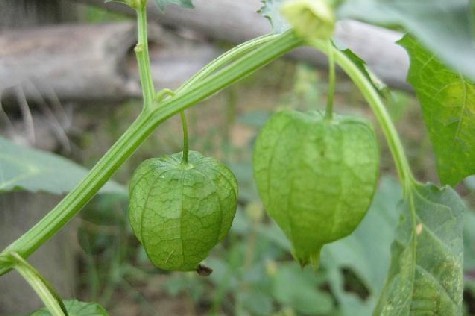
[0,3,77,315]
[0,0,412,103]
[77,0,410,90]
[0,22,220,103]
[0,2,411,104]
[0,0,78,28]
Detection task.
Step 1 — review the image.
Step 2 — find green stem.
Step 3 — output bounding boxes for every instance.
[325,40,335,121]
[10,253,67,316]
[310,40,415,194]
[0,112,151,276]
[135,4,155,109]
[0,30,303,276]
[180,111,189,164]
[175,34,277,95]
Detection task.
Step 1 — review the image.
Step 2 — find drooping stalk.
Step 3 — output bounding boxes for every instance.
[180,111,189,164]
[325,40,336,121]
[310,40,415,194]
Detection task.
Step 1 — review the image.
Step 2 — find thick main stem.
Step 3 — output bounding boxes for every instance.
[0,30,303,276]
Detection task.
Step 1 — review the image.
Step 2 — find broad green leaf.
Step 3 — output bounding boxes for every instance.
[29,300,108,315]
[0,136,125,195]
[154,0,193,11]
[338,0,475,81]
[400,36,475,186]
[375,183,464,315]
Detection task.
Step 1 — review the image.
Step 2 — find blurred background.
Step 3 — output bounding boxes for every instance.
[1,1,474,315]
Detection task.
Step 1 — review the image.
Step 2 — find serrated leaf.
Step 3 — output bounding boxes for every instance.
[338,0,475,81]
[340,48,388,95]
[0,136,125,195]
[374,183,464,315]
[259,0,290,33]
[400,35,475,186]
[154,0,194,11]
[29,299,108,315]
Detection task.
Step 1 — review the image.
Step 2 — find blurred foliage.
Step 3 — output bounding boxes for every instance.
[84,6,130,23]
[73,59,475,315]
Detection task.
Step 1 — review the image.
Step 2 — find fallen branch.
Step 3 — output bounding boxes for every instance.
[0,22,219,102]
[77,0,410,90]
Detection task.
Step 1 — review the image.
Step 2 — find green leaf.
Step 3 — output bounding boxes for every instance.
[259,0,290,33]
[0,136,125,195]
[154,0,194,11]
[338,0,475,81]
[399,35,475,186]
[240,289,274,315]
[272,262,334,314]
[29,300,108,315]
[464,208,475,274]
[374,183,464,315]
[340,47,388,95]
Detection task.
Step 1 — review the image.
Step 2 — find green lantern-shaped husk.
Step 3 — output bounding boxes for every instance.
[129,151,238,271]
[253,110,379,268]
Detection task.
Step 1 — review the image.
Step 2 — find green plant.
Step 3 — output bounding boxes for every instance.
[0,0,474,314]
[129,150,238,271]
[253,110,379,268]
